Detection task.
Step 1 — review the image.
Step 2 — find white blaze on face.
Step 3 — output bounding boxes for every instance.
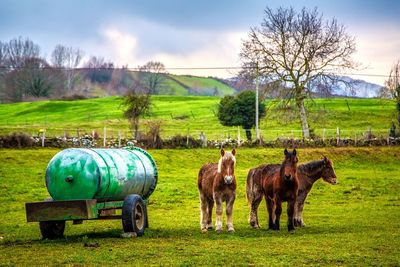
[217,152,236,184]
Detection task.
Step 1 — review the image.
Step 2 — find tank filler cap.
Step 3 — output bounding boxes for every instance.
[65,176,74,183]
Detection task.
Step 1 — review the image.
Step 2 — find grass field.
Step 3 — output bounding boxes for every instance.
[0,147,399,266]
[0,96,397,140]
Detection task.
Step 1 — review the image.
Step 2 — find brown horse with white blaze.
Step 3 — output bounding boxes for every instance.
[198,149,237,232]
[247,148,299,231]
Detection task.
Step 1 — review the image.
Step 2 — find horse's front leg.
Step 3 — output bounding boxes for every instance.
[287,199,296,232]
[226,192,236,232]
[214,194,223,233]
[295,201,305,227]
[274,197,282,231]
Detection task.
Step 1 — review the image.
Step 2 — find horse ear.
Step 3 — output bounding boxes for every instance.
[293,149,297,156]
[284,148,288,156]
[220,149,225,156]
[231,148,236,156]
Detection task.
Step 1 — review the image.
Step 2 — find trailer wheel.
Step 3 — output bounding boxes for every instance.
[39,221,65,239]
[122,194,146,236]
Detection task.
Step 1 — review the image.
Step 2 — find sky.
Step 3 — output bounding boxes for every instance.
[1,0,399,85]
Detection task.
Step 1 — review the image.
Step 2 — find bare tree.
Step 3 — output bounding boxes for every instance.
[138,61,167,94]
[84,56,114,84]
[381,60,400,124]
[5,36,40,69]
[51,44,84,93]
[5,57,61,101]
[240,7,356,138]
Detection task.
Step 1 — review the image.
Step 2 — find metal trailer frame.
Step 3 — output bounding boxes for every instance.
[26,195,149,239]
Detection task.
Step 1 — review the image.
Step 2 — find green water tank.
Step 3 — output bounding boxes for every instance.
[45,147,158,201]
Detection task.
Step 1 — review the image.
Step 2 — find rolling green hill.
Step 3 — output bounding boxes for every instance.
[0,96,397,140]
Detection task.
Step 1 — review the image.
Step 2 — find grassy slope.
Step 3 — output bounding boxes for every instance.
[0,147,399,266]
[0,96,397,139]
[169,74,236,95]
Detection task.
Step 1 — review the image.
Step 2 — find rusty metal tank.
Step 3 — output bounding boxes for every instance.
[45,147,158,201]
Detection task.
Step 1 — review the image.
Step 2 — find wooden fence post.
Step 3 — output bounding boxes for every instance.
[103,127,107,147]
[41,129,45,147]
[336,127,340,146]
[237,126,241,146]
[186,128,190,147]
[118,130,121,148]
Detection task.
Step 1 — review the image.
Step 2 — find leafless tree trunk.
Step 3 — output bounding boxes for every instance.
[138,61,167,94]
[240,7,357,138]
[51,45,83,93]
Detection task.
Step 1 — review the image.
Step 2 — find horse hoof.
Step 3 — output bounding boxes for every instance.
[201,228,208,233]
[216,228,222,233]
[207,225,213,230]
[228,228,235,233]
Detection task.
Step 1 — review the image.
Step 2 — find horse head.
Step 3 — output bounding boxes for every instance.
[282,148,298,181]
[321,156,337,185]
[218,148,236,185]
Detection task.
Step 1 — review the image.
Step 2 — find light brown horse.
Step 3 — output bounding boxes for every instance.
[198,149,236,232]
[247,155,337,229]
[247,148,299,231]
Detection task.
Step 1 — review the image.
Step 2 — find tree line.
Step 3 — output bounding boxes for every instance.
[0,37,167,102]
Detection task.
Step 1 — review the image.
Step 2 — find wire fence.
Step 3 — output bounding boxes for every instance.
[1,125,398,146]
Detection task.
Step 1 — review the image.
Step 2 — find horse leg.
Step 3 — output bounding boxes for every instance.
[266,196,274,230]
[287,199,296,232]
[214,194,223,232]
[295,201,306,227]
[249,192,262,229]
[274,198,282,231]
[226,193,236,232]
[199,193,209,232]
[206,199,214,230]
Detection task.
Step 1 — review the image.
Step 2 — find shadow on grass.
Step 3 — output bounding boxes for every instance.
[1,222,378,247]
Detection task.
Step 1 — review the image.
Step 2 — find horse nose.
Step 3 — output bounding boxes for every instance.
[225,176,233,184]
[285,174,292,180]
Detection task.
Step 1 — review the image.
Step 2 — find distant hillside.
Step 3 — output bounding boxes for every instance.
[85,72,238,97]
[329,77,383,98]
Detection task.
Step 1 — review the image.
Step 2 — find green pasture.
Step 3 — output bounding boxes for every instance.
[0,96,397,140]
[0,147,399,266]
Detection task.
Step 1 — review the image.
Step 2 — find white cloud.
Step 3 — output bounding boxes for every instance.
[349,24,400,85]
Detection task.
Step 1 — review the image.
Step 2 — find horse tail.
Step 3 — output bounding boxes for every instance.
[246,168,256,204]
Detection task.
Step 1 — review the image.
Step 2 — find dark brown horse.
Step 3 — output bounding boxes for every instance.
[198,149,237,232]
[295,156,337,227]
[247,155,337,229]
[247,149,299,231]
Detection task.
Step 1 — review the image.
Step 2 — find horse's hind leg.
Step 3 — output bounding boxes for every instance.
[249,193,262,229]
[266,196,274,230]
[206,199,214,230]
[199,193,208,232]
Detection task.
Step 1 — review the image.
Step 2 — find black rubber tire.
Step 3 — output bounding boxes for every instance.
[39,221,65,239]
[122,194,146,236]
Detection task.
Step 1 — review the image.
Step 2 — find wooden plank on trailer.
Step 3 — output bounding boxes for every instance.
[25,199,98,222]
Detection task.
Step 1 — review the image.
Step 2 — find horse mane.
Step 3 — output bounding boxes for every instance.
[298,160,325,174]
[217,152,236,173]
